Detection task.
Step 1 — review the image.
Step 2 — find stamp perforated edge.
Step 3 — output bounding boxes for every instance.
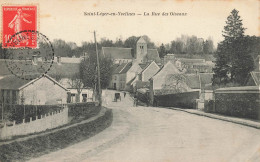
[1,3,40,48]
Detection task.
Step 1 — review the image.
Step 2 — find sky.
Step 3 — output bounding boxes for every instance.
[1,0,259,47]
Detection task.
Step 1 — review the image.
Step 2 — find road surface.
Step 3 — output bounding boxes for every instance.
[30,90,260,162]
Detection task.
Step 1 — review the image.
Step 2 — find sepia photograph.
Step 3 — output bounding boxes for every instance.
[0,0,260,161]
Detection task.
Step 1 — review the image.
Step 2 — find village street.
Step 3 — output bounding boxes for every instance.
[30,90,260,162]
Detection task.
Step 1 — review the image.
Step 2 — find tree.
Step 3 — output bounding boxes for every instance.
[53,39,73,57]
[158,43,167,58]
[213,9,253,86]
[162,74,188,94]
[68,73,84,102]
[203,38,214,54]
[223,9,246,40]
[79,50,113,100]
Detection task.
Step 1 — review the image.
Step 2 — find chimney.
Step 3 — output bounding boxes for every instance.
[57,56,61,65]
[32,55,37,65]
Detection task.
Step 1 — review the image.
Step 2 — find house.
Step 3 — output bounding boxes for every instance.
[137,61,160,82]
[125,61,160,92]
[109,62,132,90]
[150,61,181,93]
[59,78,94,103]
[0,74,68,105]
[102,36,161,65]
[162,54,214,73]
[102,47,133,64]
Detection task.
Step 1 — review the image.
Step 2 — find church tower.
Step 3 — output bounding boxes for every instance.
[136,37,147,63]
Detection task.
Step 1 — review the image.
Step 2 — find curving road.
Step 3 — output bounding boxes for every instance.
[30,90,260,162]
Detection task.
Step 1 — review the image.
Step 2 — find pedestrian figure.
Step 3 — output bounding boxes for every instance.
[133,97,137,107]
[124,92,126,98]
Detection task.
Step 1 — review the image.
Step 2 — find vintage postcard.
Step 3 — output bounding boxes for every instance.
[0,0,260,161]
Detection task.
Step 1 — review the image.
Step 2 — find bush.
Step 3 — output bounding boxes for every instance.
[204,100,215,113]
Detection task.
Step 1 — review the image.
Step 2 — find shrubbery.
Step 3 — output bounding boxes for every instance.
[214,92,260,120]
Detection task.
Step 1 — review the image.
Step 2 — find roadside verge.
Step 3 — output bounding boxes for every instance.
[0,107,113,161]
[167,107,260,129]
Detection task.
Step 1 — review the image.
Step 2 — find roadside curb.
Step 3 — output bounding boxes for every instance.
[168,107,260,129]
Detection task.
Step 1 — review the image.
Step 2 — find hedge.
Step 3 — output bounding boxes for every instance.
[67,102,101,123]
[154,91,199,109]
[215,92,260,120]
[0,108,113,161]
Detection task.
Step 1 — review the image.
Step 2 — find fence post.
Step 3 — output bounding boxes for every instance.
[1,102,4,121]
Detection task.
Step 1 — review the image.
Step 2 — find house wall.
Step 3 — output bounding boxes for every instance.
[69,88,93,103]
[119,73,126,90]
[21,77,67,105]
[110,74,121,90]
[153,62,180,90]
[126,63,142,84]
[142,62,160,81]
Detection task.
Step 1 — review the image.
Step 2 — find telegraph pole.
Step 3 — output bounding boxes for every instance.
[94,31,102,106]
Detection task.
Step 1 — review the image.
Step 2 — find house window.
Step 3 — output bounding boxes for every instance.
[71,93,76,96]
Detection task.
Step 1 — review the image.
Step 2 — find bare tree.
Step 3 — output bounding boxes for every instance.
[67,73,84,102]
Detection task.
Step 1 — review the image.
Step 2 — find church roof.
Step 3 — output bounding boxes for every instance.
[146,49,161,63]
[102,47,133,59]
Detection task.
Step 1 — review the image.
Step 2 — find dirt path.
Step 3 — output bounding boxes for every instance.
[30,90,260,162]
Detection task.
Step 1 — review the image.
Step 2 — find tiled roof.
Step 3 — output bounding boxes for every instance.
[120,62,132,74]
[178,58,205,64]
[139,63,148,69]
[250,71,260,85]
[113,62,132,74]
[173,54,216,61]
[152,61,180,79]
[139,62,151,74]
[146,49,161,63]
[0,59,80,78]
[0,75,32,90]
[0,74,67,90]
[102,47,133,59]
[53,57,82,63]
[113,63,127,74]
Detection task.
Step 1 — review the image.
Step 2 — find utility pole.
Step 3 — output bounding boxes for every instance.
[94,31,102,106]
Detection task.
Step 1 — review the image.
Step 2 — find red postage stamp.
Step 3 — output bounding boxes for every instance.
[2,5,37,48]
